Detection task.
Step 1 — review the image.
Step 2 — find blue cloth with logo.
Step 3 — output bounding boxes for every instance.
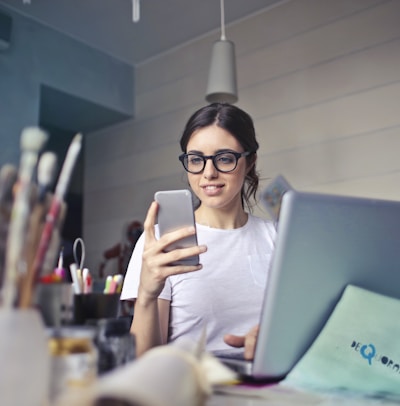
[284,285,400,399]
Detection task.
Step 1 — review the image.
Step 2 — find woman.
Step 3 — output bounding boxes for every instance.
[121,103,276,358]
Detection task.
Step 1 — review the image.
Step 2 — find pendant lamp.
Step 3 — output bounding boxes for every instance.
[205,0,238,104]
[132,0,140,23]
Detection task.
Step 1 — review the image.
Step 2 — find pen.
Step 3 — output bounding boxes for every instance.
[114,274,124,294]
[82,268,92,294]
[54,247,65,280]
[103,275,112,294]
[69,263,82,294]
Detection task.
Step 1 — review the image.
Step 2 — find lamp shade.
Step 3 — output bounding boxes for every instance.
[205,39,238,104]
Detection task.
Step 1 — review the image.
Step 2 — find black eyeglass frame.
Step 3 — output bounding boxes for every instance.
[178,151,252,174]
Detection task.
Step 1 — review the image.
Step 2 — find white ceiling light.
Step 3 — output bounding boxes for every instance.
[132,0,140,23]
[205,0,238,104]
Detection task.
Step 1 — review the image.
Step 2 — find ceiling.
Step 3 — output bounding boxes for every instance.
[0,0,283,66]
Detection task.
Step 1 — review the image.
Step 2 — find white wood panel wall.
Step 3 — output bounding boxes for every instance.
[84,0,400,276]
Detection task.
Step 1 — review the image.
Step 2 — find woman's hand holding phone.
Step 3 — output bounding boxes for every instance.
[155,190,200,266]
[138,197,207,304]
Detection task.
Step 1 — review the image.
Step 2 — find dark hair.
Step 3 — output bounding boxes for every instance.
[180,103,259,210]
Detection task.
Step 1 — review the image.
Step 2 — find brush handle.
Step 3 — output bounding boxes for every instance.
[2,153,38,308]
[55,133,82,201]
[0,164,17,205]
[18,197,61,308]
[37,152,57,202]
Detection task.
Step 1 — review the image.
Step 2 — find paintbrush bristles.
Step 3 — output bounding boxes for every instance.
[20,127,48,152]
[37,152,57,195]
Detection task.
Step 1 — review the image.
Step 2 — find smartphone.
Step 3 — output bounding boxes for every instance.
[154,189,199,266]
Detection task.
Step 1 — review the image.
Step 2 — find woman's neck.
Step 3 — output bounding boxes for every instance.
[195,205,248,229]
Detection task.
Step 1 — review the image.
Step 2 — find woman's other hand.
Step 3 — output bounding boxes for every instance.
[223,325,259,360]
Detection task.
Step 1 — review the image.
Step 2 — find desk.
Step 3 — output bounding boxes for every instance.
[55,381,400,405]
[207,394,400,406]
[52,351,400,406]
[206,387,400,406]
[208,395,272,405]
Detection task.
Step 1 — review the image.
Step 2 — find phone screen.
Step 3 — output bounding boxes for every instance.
[154,189,199,265]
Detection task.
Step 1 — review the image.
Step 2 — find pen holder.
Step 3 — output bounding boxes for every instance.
[73,293,120,325]
[35,282,74,327]
[0,309,50,406]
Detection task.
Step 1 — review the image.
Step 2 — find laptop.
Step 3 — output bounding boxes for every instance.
[217,189,400,381]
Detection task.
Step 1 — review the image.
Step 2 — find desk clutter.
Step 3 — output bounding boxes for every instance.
[32,235,133,402]
[35,236,122,327]
[37,284,400,406]
[0,127,135,405]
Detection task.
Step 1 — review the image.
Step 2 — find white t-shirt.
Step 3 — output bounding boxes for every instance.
[121,214,276,352]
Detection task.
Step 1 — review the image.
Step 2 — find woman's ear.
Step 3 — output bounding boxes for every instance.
[246,153,257,174]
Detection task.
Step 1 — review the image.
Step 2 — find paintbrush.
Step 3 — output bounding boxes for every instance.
[0,164,18,289]
[1,127,48,308]
[19,152,58,304]
[36,151,58,203]
[19,133,82,308]
[0,164,18,206]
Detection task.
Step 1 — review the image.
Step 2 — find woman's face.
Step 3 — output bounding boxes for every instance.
[186,124,250,211]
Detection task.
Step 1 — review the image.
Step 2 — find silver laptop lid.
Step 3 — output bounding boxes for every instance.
[253,190,400,380]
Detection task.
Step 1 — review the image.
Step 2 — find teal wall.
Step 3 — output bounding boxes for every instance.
[0,6,134,165]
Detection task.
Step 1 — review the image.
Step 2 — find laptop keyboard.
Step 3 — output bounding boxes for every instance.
[212,349,245,360]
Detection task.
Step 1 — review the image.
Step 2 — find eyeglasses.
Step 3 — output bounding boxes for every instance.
[179,151,251,174]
